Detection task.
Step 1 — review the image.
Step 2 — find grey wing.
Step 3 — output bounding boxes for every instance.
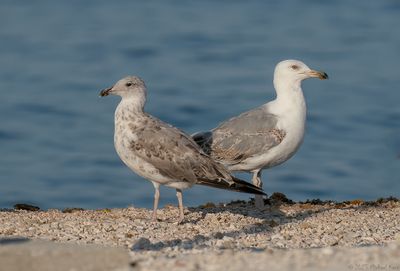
[208,107,286,164]
[215,107,278,133]
[191,107,277,154]
[131,117,232,185]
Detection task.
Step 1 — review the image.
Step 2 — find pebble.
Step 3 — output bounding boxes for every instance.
[132,238,151,251]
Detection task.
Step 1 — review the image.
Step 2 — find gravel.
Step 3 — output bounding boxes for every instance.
[1,196,399,270]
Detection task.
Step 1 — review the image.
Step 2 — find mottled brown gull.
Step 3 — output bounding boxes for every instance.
[192,60,328,209]
[100,76,265,223]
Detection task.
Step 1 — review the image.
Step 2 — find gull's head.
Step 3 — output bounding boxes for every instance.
[100,76,146,99]
[274,60,328,83]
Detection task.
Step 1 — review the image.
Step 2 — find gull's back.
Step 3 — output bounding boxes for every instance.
[192,105,284,168]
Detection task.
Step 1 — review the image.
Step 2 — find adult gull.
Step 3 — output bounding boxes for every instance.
[192,60,328,209]
[100,76,265,223]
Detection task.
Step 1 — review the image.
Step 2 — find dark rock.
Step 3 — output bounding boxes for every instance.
[132,237,151,251]
[199,202,216,209]
[0,237,30,245]
[13,204,40,212]
[62,208,84,213]
[269,192,294,204]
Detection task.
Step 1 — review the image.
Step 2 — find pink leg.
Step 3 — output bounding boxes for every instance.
[252,170,265,209]
[176,189,184,223]
[152,185,160,222]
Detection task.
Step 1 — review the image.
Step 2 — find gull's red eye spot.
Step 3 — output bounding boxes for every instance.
[291,65,299,70]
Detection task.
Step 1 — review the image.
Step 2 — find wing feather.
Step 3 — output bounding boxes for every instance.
[193,107,286,165]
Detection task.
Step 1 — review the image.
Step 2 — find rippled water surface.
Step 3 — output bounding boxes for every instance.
[1,1,399,209]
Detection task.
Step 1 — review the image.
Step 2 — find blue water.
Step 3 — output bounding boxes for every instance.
[1,1,399,209]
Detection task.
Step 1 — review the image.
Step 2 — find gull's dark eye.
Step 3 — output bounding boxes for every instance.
[291,65,299,70]
[126,82,132,87]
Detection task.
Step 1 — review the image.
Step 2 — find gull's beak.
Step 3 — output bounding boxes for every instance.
[307,70,329,80]
[99,86,113,97]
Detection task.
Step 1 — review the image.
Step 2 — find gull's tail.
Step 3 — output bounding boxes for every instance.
[197,176,266,195]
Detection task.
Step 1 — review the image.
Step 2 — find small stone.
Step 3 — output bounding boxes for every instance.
[328,237,339,246]
[199,202,216,209]
[268,220,279,227]
[271,234,283,241]
[62,208,84,213]
[193,234,206,242]
[361,237,375,243]
[131,237,151,251]
[182,242,193,250]
[215,237,235,249]
[213,232,224,239]
[14,204,40,212]
[153,241,165,250]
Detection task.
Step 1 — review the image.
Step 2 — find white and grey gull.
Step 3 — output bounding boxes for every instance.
[192,60,328,209]
[100,76,265,223]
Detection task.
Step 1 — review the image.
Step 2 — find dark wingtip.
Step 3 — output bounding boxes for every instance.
[231,177,267,195]
[197,176,266,195]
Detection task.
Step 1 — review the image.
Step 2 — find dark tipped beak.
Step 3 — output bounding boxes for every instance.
[308,70,329,80]
[319,71,329,80]
[99,86,113,97]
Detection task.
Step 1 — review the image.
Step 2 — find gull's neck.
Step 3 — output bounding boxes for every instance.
[269,78,306,115]
[274,77,303,101]
[115,96,146,121]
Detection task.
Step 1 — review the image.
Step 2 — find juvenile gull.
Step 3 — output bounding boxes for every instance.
[192,60,328,209]
[100,76,265,223]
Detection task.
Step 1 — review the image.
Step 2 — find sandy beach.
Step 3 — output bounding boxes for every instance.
[1,195,399,270]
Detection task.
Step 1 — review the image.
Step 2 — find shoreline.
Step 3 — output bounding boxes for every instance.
[1,195,399,270]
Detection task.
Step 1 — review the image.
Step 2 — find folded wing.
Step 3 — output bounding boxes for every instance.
[193,107,286,165]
